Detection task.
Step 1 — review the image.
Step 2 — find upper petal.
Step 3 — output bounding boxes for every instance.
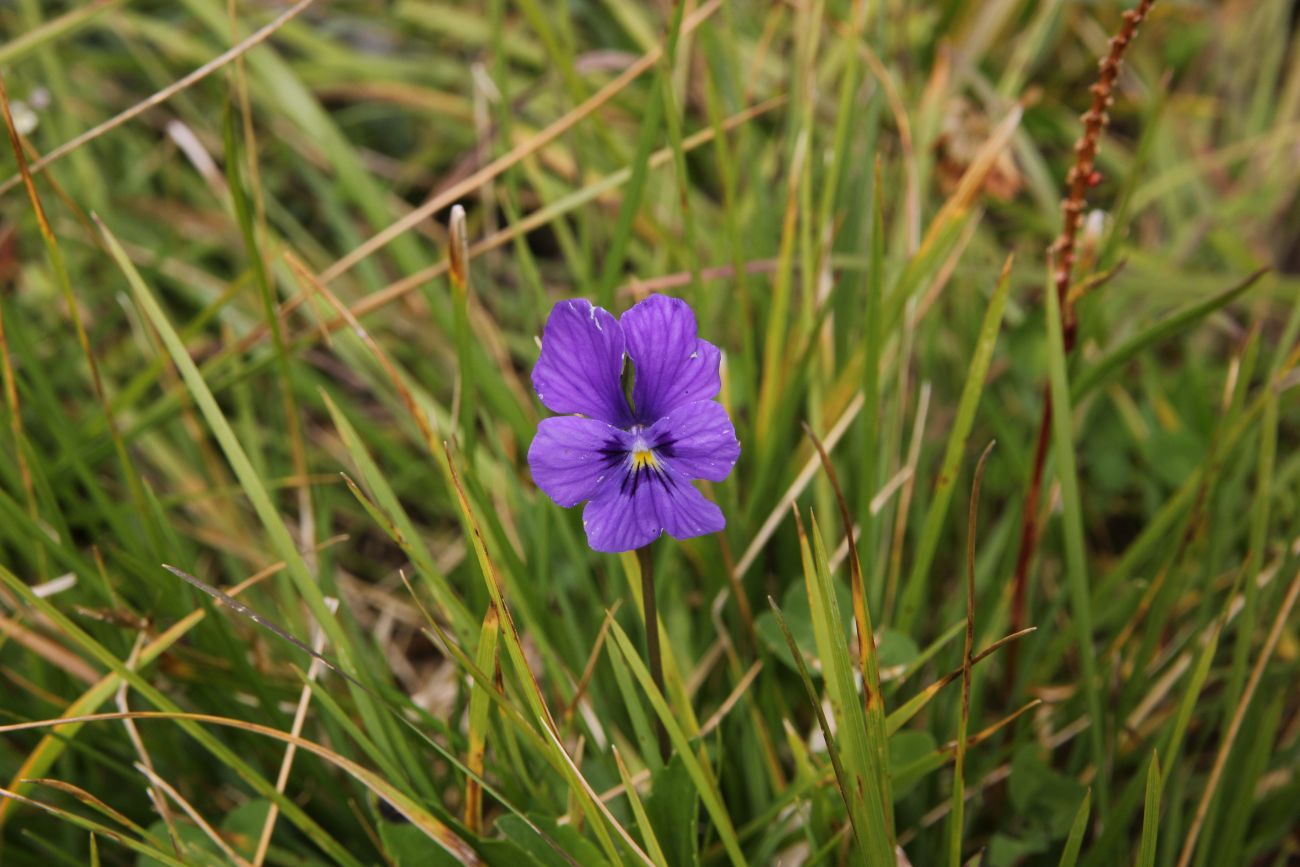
[646,399,740,482]
[528,416,630,508]
[620,294,721,420]
[532,299,632,425]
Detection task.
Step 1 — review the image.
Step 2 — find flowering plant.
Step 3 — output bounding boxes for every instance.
[527,294,739,552]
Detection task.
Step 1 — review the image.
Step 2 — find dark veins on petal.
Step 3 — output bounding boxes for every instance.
[596,432,684,497]
[597,441,627,467]
[621,463,680,496]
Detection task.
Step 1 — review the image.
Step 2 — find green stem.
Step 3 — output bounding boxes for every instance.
[638,544,670,764]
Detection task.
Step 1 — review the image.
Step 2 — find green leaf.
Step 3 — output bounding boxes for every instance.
[494,814,608,867]
[135,822,222,867]
[218,800,272,861]
[1009,746,1086,839]
[380,821,467,867]
[986,831,1050,867]
[875,630,920,671]
[646,756,700,867]
[754,579,853,675]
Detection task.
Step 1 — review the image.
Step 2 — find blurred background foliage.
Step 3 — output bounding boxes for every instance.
[0,0,1297,864]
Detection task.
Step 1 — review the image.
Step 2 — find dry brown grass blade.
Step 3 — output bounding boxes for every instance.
[886,627,1037,735]
[919,105,1021,255]
[0,0,320,198]
[21,778,147,836]
[884,382,932,618]
[562,601,623,730]
[1175,565,1300,867]
[621,257,782,297]
[252,598,338,867]
[800,421,886,720]
[117,636,182,855]
[300,98,784,331]
[734,391,865,581]
[318,0,723,285]
[945,699,1042,753]
[0,612,99,683]
[283,252,438,449]
[0,545,337,828]
[135,762,252,867]
[0,711,482,864]
[697,661,763,739]
[0,301,36,575]
[182,94,782,391]
[307,105,781,340]
[0,74,109,411]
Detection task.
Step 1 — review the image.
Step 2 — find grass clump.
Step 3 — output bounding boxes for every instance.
[1,1,1298,865]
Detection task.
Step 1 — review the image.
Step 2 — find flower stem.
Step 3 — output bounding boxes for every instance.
[638,544,671,764]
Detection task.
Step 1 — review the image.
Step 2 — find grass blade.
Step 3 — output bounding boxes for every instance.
[1057,789,1091,867]
[768,597,866,859]
[896,255,1013,631]
[1073,268,1268,399]
[1137,752,1161,867]
[607,620,748,867]
[1044,260,1107,809]
[797,510,895,866]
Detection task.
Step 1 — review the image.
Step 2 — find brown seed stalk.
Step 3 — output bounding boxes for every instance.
[1008,0,1156,684]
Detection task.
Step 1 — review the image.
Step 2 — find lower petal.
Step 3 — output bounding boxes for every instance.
[650,470,726,541]
[582,480,663,553]
[528,417,629,508]
[581,460,725,552]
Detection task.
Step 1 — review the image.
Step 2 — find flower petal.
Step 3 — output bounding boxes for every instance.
[532,299,632,425]
[621,294,721,420]
[528,417,630,508]
[650,467,726,542]
[582,474,663,553]
[647,399,740,482]
[581,458,725,552]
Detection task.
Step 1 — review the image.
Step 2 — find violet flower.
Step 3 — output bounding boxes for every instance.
[527,294,740,553]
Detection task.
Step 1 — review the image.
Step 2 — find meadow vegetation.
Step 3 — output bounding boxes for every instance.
[0,1,1298,864]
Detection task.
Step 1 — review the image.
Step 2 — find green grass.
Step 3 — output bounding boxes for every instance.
[1,1,1298,865]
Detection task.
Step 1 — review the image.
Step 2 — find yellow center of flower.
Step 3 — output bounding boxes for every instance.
[631,448,659,471]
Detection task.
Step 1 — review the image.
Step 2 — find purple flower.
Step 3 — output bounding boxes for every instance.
[527,294,740,553]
